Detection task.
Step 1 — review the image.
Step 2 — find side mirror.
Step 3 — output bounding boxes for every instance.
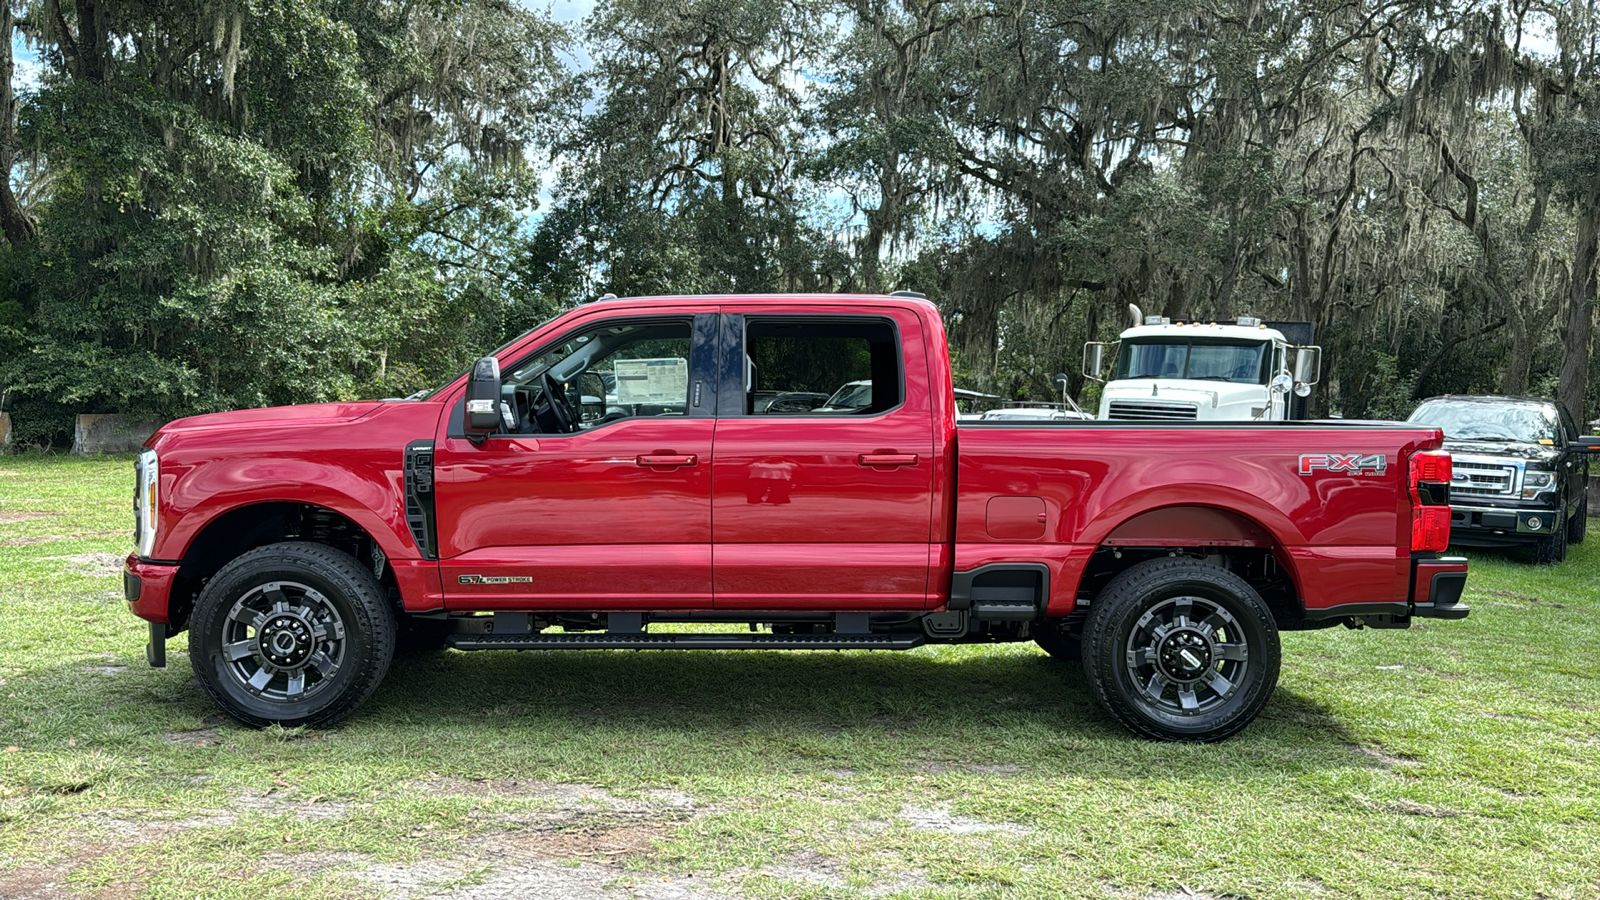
[1569,436,1600,454]
[1083,343,1106,382]
[463,357,502,441]
[1270,372,1293,394]
[1293,346,1322,386]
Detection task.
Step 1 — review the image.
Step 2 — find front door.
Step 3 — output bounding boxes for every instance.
[433,312,718,610]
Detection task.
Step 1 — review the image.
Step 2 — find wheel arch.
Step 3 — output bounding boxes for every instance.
[1071,503,1310,631]
[168,501,397,632]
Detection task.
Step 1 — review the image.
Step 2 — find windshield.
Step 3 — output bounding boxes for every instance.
[1408,400,1559,443]
[1116,339,1269,384]
[825,382,873,409]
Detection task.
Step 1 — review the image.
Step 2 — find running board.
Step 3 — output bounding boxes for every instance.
[446,632,926,651]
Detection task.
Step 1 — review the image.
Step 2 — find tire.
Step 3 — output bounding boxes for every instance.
[1529,509,1568,564]
[190,542,396,728]
[1033,620,1082,662]
[1080,558,1280,742]
[1567,494,1587,545]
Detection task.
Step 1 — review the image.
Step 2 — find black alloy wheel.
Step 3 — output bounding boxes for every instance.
[191,542,395,728]
[1081,558,1280,742]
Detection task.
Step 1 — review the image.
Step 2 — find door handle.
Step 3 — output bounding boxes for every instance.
[858,453,918,468]
[637,454,697,468]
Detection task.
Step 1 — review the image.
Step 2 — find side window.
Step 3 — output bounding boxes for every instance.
[742,318,903,416]
[500,318,693,434]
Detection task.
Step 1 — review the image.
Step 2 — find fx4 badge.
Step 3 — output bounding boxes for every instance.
[458,574,533,585]
[1299,453,1387,476]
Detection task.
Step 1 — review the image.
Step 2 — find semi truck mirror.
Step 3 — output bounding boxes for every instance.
[1293,346,1322,385]
[1083,344,1105,382]
[1270,373,1293,394]
[464,357,503,441]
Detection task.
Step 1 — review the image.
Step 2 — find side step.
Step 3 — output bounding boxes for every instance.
[446,632,926,651]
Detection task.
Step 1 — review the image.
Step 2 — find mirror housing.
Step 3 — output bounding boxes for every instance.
[463,357,502,441]
[1083,343,1106,382]
[1569,436,1600,454]
[1270,372,1293,394]
[1292,346,1322,386]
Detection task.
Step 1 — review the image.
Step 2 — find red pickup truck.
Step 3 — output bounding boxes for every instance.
[124,293,1468,741]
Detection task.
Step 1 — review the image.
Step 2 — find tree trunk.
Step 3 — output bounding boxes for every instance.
[1559,194,1597,422]
[0,2,35,245]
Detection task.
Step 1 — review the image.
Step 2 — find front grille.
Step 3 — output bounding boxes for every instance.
[1451,459,1516,497]
[1107,400,1199,421]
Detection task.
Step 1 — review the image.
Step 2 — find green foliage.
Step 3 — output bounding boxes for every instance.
[0,0,567,444]
[1,0,1597,435]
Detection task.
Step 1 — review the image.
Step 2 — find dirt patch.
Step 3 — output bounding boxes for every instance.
[761,848,848,889]
[237,791,351,821]
[351,832,729,900]
[897,804,1032,836]
[164,728,221,747]
[0,511,60,524]
[414,778,696,820]
[1482,589,1566,609]
[487,823,661,861]
[0,535,63,547]
[86,666,129,676]
[47,553,125,579]
[259,850,372,874]
[1351,745,1421,769]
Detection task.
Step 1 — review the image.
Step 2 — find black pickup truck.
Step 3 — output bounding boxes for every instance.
[1407,395,1595,563]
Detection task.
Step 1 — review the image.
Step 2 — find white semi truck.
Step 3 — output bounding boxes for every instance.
[1083,306,1321,421]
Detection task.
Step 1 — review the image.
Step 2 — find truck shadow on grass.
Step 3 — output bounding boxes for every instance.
[354,647,1370,776]
[18,647,1373,786]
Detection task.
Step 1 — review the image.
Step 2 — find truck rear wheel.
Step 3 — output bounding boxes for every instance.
[1567,494,1587,545]
[190,542,396,728]
[1081,558,1279,742]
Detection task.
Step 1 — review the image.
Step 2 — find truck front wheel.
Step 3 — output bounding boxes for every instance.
[190,542,396,728]
[1530,509,1568,564]
[1081,558,1280,742]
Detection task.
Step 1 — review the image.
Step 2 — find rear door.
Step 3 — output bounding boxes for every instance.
[710,305,936,609]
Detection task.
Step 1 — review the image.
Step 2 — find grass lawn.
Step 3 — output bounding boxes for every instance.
[2,452,1598,899]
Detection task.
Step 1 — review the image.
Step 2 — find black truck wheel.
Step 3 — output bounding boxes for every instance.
[1081,558,1280,742]
[1530,510,1568,564]
[1567,494,1587,545]
[190,542,396,728]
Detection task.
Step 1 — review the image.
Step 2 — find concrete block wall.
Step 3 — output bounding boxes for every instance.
[72,415,162,455]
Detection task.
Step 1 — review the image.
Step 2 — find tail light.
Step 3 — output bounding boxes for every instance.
[1410,450,1452,552]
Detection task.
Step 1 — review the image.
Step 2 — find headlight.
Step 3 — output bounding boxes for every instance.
[1522,468,1556,500]
[134,449,159,558]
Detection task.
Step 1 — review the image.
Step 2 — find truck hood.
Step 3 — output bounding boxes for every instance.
[1441,437,1561,465]
[161,401,385,433]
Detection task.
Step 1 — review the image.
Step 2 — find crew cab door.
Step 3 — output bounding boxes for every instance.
[431,312,719,609]
[710,306,936,609]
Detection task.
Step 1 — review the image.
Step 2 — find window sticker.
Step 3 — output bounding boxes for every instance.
[614,358,689,404]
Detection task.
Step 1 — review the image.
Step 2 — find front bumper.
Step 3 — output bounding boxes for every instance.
[1449,503,1562,546]
[125,555,180,668]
